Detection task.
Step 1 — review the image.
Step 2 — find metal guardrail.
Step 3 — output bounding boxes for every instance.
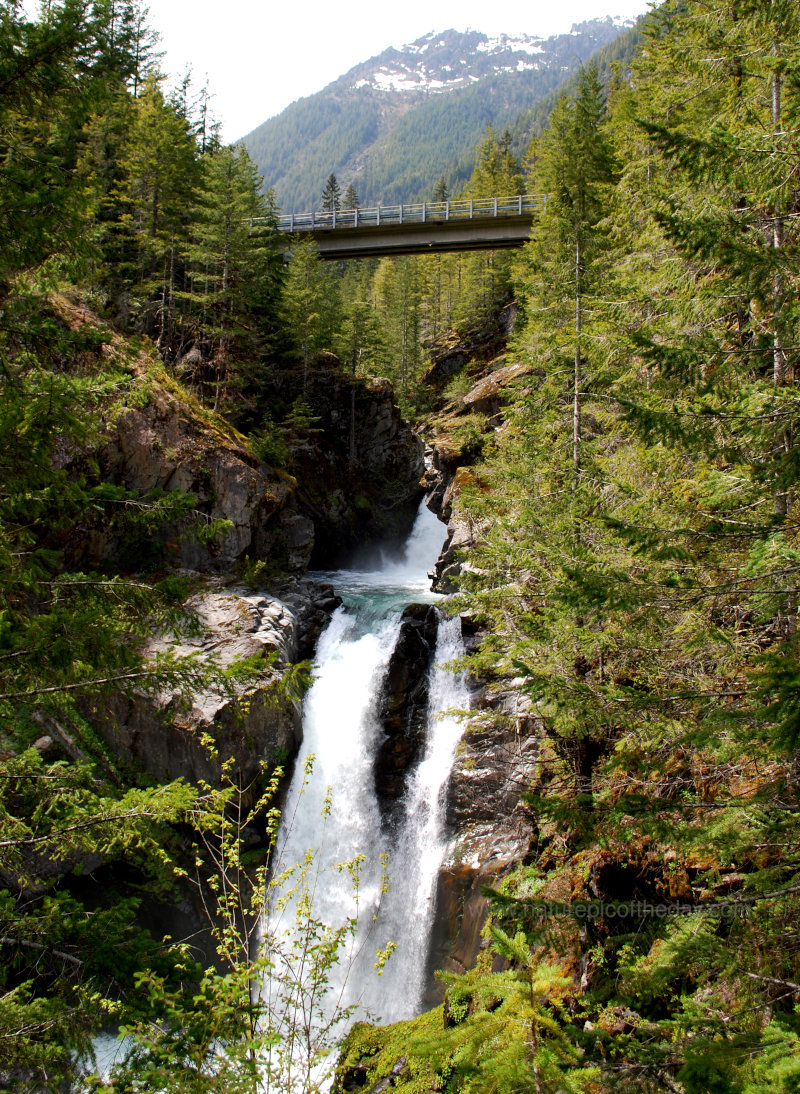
[250,195,542,233]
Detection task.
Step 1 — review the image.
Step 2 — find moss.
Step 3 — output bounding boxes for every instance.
[334,1007,445,1093]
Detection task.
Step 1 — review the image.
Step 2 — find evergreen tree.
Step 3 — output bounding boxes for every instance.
[342,182,360,209]
[519,63,617,479]
[373,257,423,408]
[321,171,341,212]
[450,9,800,1091]
[467,127,524,198]
[0,0,114,278]
[451,127,527,328]
[185,144,282,408]
[432,175,449,203]
[281,238,335,391]
[90,0,161,94]
[110,72,200,348]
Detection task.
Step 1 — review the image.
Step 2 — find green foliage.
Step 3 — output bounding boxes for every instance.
[248,412,289,467]
[321,172,341,211]
[341,182,360,210]
[99,760,374,1093]
[416,932,597,1093]
[284,397,323,435]
[8,0,800,1088]
[181,144,283,408]
[429,3,800,1090]
[281,239,339,389]
[372,257,424,406]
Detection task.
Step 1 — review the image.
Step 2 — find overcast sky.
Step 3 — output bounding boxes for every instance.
[136,0,652,141]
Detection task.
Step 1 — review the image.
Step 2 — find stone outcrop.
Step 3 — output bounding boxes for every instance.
[459,360,530,422]
[422,360,531,591]
[87,579,339,811]
[428,469,489,593]
[417,339,541,989]
[52,303,425,577]
[374,604,439,821]
[421,304,519,387]
[273,577,343,660]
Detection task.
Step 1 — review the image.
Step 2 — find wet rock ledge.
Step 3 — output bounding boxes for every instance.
[374,604,439,824]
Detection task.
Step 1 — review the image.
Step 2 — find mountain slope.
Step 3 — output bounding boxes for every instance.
[242,19,632,211]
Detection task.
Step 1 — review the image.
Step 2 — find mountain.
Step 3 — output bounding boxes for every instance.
[242,18,634,212]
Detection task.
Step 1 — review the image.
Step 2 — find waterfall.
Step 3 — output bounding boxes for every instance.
[89,503,467,1086]
[263,500,470,1054]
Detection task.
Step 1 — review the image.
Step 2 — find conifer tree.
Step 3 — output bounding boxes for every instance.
[185,144,282,407]
[0,0,121,277]
[342,182,360,210]
[321,172,341,212]
[453,127,526,328]
[432,175,449,203]
[519,63,616,478]
[281,238,335,391]
[373,257,423,407]
[111,72,200,347]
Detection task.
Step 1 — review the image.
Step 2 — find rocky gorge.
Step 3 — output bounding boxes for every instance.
[31,295,538,1073]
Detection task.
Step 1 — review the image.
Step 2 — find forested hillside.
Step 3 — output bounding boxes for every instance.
[5,0,800,1091]
[242,20,635,210]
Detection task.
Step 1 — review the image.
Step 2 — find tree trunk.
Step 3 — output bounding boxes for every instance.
[573,233,582,479]
[772,54,790,517]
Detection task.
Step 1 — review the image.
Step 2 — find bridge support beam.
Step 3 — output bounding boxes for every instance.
[288,215,534,260]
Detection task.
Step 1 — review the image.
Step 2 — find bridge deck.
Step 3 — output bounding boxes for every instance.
[251,196,542,259]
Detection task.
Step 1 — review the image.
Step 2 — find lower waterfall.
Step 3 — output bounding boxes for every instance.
[263,501,469,1057]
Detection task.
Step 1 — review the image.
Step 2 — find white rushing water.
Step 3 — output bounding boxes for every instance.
[89,503,466,1089]
[263,501,470,1056]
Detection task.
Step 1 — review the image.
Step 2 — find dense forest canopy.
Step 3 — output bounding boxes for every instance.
[3,0,800,1091]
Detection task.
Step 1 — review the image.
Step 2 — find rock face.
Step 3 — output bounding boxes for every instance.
[374,604,439,822]
[272,577,344,660]
[418,344,540,988]
[282,356,425,566]
[422,362,530,591]
[459,360,529,421]
[429,466,485,595]
[426,675,540,986]
[88,579,340,812]
[56,340,424,577]
[55,380,302,573]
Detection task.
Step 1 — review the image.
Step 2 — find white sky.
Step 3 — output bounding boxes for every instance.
[141,0,653,141]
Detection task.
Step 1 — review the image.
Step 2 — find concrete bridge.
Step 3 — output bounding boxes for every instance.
[251,195,542,259]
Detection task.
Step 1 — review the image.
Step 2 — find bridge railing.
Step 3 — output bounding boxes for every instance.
[252,195,542,233]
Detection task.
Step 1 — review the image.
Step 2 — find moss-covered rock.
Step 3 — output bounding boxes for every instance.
[333,1009,445,1093]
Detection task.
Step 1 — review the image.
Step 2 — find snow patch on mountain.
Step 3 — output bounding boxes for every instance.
[476,35,545,55]
[347,22,633,97]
